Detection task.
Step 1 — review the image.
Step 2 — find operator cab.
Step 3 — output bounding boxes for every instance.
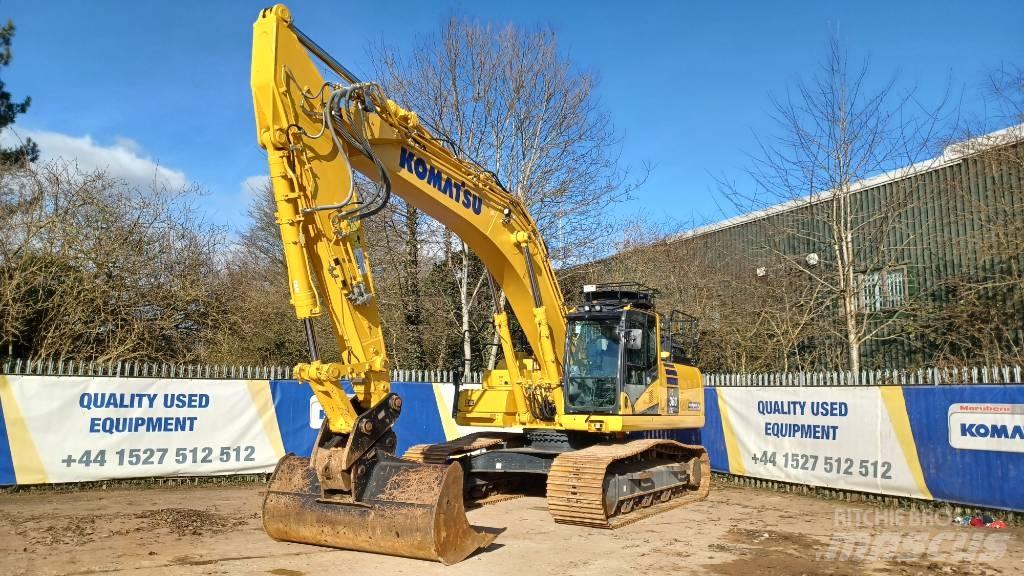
[563,283,697,415]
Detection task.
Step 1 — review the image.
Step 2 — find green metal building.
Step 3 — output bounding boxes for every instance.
[595,125,1023,371]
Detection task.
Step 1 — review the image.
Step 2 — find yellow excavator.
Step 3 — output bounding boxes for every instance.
[252,5,710,565]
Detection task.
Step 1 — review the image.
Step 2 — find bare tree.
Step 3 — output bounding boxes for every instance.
[720,37,948,372]
[359,199,433,369]
[906,66,1024,366]
[984,64,1024,126]
[0,160,229,362]
[372,19,638,376]
[204,182,347,366]
[575,214,837,373]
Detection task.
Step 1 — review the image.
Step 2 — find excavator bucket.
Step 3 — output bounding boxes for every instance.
[262,454,498,564]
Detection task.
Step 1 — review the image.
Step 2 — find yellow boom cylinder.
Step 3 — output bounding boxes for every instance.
[267,149,319,318]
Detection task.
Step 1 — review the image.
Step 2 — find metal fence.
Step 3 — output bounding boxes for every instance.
[703,365,1024,387]
[2,357,1019,387]
[0,358,292,380]
[0,358,482,384]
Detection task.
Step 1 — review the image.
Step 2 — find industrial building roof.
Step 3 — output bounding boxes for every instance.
[668,123,1024,243]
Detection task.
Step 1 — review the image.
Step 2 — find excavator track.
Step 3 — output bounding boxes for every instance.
[404,432,522,465]
[467,491,526,508]
[405,432,530,504]
[546,438,710,529]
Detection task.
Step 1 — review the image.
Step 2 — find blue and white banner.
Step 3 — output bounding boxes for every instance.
[711,387,931,499]
[0,376,506,485]
[2,374,1022,513]
[698,385,1024,512]
[0,375,285,484]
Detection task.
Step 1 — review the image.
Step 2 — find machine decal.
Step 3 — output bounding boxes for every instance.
[399,147,483,215]
[667,388,679,414]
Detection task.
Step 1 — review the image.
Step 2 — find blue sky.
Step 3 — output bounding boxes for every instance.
[2,1,1021,233]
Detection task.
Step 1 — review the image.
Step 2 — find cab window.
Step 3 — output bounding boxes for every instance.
[564,318,620,411]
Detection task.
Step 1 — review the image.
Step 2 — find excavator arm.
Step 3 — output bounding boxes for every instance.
[252,4,566,563]
[252,4,712,560]
[252,5,567,436]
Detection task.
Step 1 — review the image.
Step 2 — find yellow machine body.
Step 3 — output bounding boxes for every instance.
[458,307,705,433]
[251,4,708,564]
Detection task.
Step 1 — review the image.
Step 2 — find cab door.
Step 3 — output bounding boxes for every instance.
[622,312,659,414]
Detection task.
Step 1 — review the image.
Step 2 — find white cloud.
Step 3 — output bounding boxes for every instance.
[112,136,143,156]
[240,174,269,198]
[0,128,187,190]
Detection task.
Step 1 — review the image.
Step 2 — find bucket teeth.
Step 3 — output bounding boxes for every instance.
[262,454,498,564]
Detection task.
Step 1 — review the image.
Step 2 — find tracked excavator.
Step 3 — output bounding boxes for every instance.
[252,4,710,565]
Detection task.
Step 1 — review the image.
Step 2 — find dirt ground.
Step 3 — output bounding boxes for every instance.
[0,480,1019,576]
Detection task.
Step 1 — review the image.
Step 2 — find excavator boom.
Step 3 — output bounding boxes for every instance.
[251,3,709,564]
[251,5,501,563]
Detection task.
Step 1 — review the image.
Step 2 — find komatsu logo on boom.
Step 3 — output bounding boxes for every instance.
[399,147,483,216]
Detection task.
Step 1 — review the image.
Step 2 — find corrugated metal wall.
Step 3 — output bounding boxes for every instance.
[648,141,1023,369]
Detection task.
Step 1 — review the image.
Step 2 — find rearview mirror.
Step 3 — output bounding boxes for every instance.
[624,329,643,350]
